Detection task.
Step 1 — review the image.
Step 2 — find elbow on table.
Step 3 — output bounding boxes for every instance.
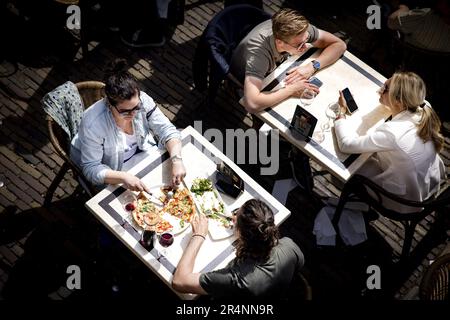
[243,97,262,114]
[336,38,347,56]
[171,277,187,293]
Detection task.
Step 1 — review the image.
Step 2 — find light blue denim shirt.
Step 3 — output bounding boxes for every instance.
[70,91,180,185]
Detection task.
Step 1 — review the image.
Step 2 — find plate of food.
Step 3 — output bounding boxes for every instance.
[189,177,234,240]
[131,189,194,235]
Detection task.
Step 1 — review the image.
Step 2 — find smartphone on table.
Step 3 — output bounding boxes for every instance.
[308,76,323,88]
[341,88,359,114]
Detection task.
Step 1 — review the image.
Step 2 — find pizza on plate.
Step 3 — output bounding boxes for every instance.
[160,186,196,222]
[132,192,173,233]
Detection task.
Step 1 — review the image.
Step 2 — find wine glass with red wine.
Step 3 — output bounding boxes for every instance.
[120,192,137,226]
[157,231,174,260]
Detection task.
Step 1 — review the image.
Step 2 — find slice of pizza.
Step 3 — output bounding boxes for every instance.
[164,187,196,222]
[155,220,173,233]
[132,192,162,229]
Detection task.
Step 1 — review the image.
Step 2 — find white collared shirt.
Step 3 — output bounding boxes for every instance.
[335,109,445,212]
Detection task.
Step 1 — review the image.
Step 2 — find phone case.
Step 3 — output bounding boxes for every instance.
[342,88,358,113]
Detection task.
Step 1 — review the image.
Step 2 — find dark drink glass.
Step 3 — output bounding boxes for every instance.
[159,232,174,247]
[157,232,174,260]
[140,230,155,250]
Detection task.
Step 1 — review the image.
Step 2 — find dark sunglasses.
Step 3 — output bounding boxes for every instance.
[110,98,142,116]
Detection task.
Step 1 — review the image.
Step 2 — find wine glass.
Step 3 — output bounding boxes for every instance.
[157,231,174,260]
[120,192,137,226]
[312,129,325,143]
[300,89,317,107]
[322,102,341,132]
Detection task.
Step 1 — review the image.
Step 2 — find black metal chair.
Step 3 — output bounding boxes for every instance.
[331,174,450,263]
[419,253,450,300]
[192,4,271,106]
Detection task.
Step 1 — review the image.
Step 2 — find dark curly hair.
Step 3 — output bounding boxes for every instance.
[234,199,279,261]
[104,58,140,106]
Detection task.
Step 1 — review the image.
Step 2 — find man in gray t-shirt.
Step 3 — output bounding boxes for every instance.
[172,199,305,300]
[234,8,346,113]
[199,237,304,299]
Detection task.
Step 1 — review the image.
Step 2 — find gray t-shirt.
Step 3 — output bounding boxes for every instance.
[229,19,319,84]
[199,237,304,299]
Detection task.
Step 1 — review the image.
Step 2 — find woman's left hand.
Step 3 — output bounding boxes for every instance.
[171,160,186,186]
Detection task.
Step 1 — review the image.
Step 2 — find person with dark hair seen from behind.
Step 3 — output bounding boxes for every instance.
[334,72,445,213]
[172,199,304,299]
[387,0,450,53]
[230,7,346,113]
[70,58,185,192]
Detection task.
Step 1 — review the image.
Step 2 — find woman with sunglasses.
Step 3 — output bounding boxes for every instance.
[71,59,185,191]
[334,71,445,212]
[172,199,304,299]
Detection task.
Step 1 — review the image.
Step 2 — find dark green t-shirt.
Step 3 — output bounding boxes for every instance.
[199,237,304,299]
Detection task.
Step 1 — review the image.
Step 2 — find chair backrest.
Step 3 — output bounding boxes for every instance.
[332,174,450,260]
[204,4,271,75]
[335,174,449,223]
[46,81,105,194]
[192,4,271,94]
[47,81,105,159]
[419,253,450,300]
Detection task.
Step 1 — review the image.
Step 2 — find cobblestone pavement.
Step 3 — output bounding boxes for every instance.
[0,0,448,301]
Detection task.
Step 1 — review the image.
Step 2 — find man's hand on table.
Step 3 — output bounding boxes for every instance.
[284,64,315,85]
[285,78,320,99]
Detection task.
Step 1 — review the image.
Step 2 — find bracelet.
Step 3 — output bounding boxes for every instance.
[192,234,206,240]
[171,154,183,163]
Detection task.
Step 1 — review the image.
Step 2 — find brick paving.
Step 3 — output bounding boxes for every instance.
[0,0,449,301]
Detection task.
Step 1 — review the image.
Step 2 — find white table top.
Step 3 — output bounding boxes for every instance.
[85,126,291,300]
[242,49,391,182]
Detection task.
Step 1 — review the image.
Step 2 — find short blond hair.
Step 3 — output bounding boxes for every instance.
[272,8,309,42]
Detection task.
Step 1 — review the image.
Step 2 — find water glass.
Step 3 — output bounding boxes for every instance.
[300,89,316,107]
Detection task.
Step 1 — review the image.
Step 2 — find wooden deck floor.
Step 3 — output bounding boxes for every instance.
[0,0,448,301]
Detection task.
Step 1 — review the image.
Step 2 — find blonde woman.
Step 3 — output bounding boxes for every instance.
[334,72,445,213]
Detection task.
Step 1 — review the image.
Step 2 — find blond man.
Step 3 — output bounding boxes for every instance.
[230,8,346,113]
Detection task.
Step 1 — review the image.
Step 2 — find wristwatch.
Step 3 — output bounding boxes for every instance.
[311,60,321,73]
[170,154,183,163]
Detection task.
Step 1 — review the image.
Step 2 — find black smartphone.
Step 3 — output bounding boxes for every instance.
[308,76,323,88]
[342,88,359,114]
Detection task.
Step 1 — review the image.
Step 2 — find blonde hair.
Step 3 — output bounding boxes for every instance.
[388,72,444,152]
[272,8,309,42]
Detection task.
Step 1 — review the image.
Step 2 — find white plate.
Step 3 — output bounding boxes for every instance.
[160,211,191,235]
[187,178,234,240]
